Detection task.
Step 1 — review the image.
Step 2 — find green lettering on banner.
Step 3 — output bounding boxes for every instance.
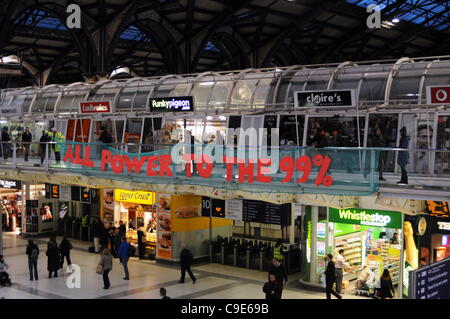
[329,207,402,229]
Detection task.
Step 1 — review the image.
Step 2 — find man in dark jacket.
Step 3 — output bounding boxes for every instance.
[325,254,342,299]
[22,127,32,161]
[59,237,73,268]
[179,244,196,284]
[268,258,288,298]
[92,219,104,253]
[263,273,282,299]
[1,127,10,160]
[26,239,39,281]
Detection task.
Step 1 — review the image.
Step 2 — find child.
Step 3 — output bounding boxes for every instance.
[0,255,11,287]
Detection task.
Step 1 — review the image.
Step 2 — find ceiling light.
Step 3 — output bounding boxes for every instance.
[199,82,214,86]
[392,18,400,23]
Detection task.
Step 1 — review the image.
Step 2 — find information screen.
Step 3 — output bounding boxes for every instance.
[409,257,450,299]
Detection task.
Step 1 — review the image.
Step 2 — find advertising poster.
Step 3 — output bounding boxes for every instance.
[102,189,115,223]
[40,203,53,222]
[157,193,172,259]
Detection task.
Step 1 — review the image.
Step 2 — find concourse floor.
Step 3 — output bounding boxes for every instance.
[0,233,365,300]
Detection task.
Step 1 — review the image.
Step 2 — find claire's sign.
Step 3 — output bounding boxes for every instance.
[294,89,356,108]
[149,96,194,112]
[329,207,402,229]
[80,101,111,114]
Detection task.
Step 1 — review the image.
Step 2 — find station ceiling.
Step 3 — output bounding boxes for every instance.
[0,0,449,86]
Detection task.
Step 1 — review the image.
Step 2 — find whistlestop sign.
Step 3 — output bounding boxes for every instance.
[62,144,334,187]
[329,207,402,229]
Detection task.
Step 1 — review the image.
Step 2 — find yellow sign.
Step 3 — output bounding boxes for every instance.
[114,189,156,205]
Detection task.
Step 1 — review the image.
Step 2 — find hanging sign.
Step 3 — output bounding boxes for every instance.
[0,179,21,189]
[426,85,450,105]
[59,185,71,201]
[294,89,356,108]
[149,96,194,112]
[80,101,111,114]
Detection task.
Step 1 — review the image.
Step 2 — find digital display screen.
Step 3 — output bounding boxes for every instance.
[426,201,449,218]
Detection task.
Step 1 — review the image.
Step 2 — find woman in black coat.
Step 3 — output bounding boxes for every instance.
[380,269,396,299]
[46,241,60,278]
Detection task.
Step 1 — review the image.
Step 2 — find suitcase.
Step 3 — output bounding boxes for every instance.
[88,246,96,253]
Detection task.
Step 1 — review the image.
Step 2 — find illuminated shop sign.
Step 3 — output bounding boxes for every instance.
[0,179,21,189]
[114,189,156,205]
[437,222,450,231]
[149,96,194,112]
[294,89,356,108]
[329,207,402,229]
[426,85,450,105]
[79,101,111,114]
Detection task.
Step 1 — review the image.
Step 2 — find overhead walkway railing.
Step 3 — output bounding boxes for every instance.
[0,140,437,197]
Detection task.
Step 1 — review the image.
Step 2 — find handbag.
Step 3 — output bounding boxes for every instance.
[96,263,103,275]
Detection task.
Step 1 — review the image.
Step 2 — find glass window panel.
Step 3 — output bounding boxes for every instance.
[303,69,332,91]
[279,115,304,146]
[230,79,258,106]
[421,61,450,99]
[209,76,233,109]
[368,114,399,172]
[117,90,135,110]
[124,118,143,153]
[306,116,365,147]
[390,62,426,103]
[359,65,390,102]
[253,78,273,108]
[192,77,214,107]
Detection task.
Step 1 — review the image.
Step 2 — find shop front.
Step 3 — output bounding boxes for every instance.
[301,206,404,297]
[0,179,23,233]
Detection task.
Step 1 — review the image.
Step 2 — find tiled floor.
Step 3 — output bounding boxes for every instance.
[0,233,366,299]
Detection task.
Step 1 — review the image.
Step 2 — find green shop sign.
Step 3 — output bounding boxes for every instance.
[329,207,402,229]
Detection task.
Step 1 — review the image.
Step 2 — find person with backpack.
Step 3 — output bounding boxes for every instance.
[117,237,133,280]
[59,236,73,269]
[26,239,39,281]
[179,244,196,284]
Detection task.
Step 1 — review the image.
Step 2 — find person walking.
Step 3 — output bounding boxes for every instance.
[92,218,104,253]
[25,239,39,281]
[1,127,10,160]
[50,127,65,165]
[99,248,113,289]
[108,225,116,258]
[59,236,73,269]
[160,287,171,299]
[118,220,126,234]
[397,126,410,184]
[137,223,146,259]
[379,269,396,299]
[179,244,196,284]
[267,258,288,298]
[39,130,51,166]
[46,240,60,278]
[263,273,282,299]
[335,249,349,294]
[117,237,131,280]
[22,127,32,162]
[324,254,342,299]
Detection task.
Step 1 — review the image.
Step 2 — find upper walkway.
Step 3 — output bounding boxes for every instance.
[0,141,449,201]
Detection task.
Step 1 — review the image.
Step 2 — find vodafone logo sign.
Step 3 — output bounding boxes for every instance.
[427,86,450,105]
[80,101,111,114]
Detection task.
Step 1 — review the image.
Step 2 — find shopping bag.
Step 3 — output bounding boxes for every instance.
[96,264,103,275]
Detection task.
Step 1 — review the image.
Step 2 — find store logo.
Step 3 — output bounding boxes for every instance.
[338,209,391,227]
[427,86,450,104]
[66,264,81,288]
[366,4,382,29]
[437,222,450,231]
[80,101,111,114]
[294,90,355,107]
[0,179,19,189]
[149,96,194,112]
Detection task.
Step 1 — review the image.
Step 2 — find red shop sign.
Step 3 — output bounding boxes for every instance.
[427,86,450,105]
[80,101,112,114]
